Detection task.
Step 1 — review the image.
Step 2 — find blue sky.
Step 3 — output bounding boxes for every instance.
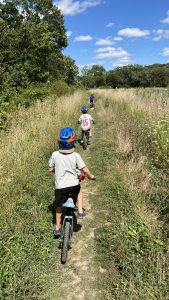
[54,0,169,71]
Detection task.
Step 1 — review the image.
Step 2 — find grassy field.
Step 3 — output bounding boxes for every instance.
[0,88,168,299]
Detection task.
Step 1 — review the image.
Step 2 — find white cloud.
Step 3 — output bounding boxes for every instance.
[55,0,101,15]
[118,27,150,38]
[94,47,116,53]
[112,56,133,67]
[66,30,72,38]
[78,61,106,70]
[94,45,132,67]
[74,35,93,42]
[162,48,169,56]
[160,10,169,24]
[153,29,169,41]
[114,37,123,41]
[106,22,114,28]
[95,37,114,46]
[94,47,130,59]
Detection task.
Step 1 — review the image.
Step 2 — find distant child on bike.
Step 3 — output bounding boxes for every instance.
[89,94,95,108]
[78,105,94,143]
[48,127,95,236]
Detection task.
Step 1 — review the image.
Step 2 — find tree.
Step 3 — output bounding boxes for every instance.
[148,64,169,87]
[106,71,122,88]
[63,56,78,85]
[0,0,68,93]
[81,65,106,88]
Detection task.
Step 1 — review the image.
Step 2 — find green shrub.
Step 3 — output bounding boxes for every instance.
[12,86,50,108]
[49,80,69,97]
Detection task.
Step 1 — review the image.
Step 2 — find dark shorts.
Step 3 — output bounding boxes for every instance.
[82,128,90,132]
[55,185,80,208]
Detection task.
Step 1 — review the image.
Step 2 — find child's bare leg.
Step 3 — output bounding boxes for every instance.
[77,188,83,213]
[56,207,62,230]
[81,130,84,143]
[89,128,92,137]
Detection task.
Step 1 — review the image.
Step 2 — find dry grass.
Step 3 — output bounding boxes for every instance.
[0,91,85,223]
[95,87,167,232]
[0,91,87,299]
[94,88,169,119]
[93,88,168,299]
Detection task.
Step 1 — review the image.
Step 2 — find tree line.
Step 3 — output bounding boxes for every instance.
[81,64,169,89]
[0,0,168,108]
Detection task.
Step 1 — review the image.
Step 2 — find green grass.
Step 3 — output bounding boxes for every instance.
[0,91,86,299]
[90,89,168,299]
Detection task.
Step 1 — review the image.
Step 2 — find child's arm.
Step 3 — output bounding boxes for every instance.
[89,115,95,124]
[77,115,82,124]
[48,153,55,172]
[48,167,55,173]
[81,166,95,179]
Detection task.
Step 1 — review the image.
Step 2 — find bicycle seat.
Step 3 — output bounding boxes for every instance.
[63,197,75,208]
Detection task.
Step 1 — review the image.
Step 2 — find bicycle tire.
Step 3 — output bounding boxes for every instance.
[83,133,87,150]
[61,221,71,264]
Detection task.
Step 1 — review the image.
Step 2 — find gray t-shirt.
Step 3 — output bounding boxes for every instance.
[49,150,86,189]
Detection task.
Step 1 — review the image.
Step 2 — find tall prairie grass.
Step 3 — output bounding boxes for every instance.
[92,88,168,299]
[94,88,169,118]
[0,91,85,299]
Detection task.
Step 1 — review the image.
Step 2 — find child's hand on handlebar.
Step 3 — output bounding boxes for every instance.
[78,173,96,181]
[88,174,95,180]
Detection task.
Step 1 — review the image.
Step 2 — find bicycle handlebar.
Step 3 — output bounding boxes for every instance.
[79,174,96,181]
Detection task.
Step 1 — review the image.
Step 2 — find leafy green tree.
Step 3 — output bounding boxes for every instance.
[81,66,93,87]
[89,65,106,77]
[147,64,169,87]
[106,71,122,88]
[63,56,79,85]
[81,65,106,88]
[0,0,69,95]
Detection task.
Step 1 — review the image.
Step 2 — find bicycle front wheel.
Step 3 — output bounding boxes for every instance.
[61,221,71,264]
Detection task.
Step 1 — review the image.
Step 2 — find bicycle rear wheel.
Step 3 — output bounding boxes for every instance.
[83,133,87,150]
[61,221,71,264]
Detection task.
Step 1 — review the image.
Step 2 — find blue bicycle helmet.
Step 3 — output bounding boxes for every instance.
[81,105,88,113]
[58,127,76,149]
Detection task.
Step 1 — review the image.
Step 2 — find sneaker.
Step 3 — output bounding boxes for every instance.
[77,212,86,219]
[53,227,60,237]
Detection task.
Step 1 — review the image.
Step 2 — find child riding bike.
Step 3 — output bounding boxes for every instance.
[48,127,95,236]
[78,105,94,143]
[89,94,95,108]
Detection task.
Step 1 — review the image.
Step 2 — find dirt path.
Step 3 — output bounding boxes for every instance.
[60,183,101,300]
[47,182,103,300]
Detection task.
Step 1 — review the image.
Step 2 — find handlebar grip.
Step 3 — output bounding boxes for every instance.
[78,174,96,181]
[79,174,87,181]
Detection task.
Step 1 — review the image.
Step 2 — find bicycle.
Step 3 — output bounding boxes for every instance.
[60,174,95,264]
[60,196,75,264]
[81,129,90,150]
